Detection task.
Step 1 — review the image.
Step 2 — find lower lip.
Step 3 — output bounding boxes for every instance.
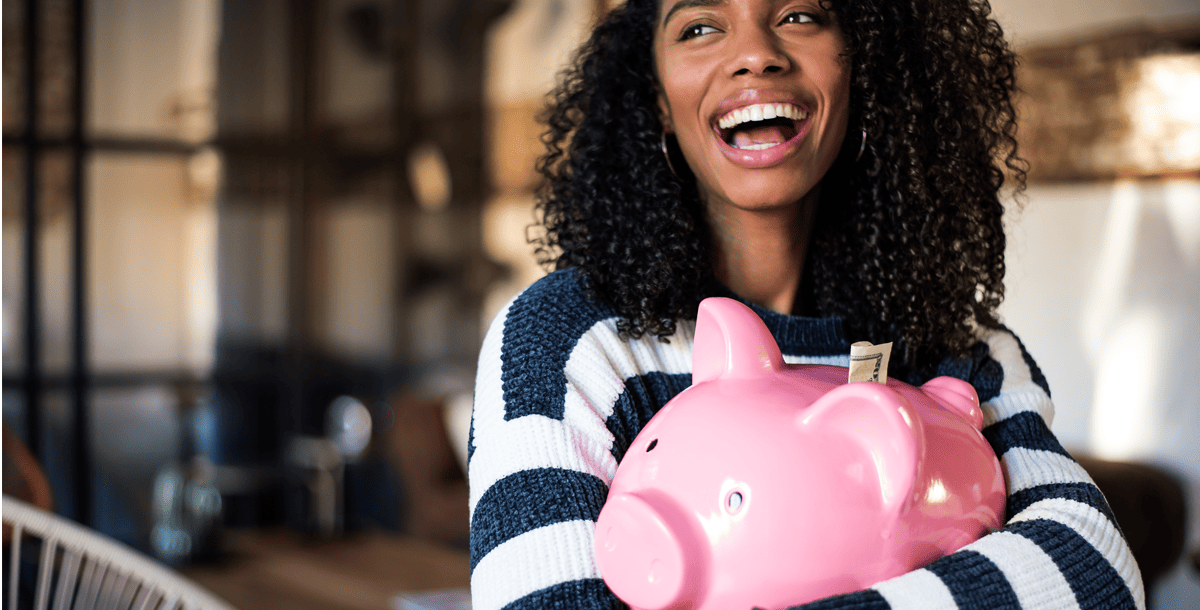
[713,117,811,168]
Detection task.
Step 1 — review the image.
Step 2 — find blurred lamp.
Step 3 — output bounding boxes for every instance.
[326,395,373,460]
[408,143,453,211]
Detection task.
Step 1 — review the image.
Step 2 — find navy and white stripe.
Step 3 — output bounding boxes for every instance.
[470,270,696,610]
[470,270,1143,610]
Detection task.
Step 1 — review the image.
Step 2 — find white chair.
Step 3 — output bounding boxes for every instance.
[3,496,237,610]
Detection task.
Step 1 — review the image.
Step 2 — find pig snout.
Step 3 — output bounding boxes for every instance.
[594,493,701,610]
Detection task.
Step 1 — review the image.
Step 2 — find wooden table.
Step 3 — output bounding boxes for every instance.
[183,530,470,610]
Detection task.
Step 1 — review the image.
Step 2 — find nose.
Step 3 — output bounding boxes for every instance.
[729,26,790,77]
[595,494,697,610]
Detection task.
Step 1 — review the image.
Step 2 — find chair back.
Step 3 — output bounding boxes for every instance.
[3,496,237,610]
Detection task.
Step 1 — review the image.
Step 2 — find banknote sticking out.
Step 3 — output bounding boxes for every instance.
[849,341,893,384]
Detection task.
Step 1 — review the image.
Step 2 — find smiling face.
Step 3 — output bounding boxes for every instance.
[654,0,851,213]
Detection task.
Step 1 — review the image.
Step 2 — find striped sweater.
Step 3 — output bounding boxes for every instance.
[468,269,1144,610]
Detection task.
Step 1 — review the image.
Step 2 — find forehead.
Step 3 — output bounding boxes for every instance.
[660,0,726,21]
[661,0,727,11]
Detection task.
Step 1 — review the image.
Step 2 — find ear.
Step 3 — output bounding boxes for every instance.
[921,376,983,430]
[692,298,784,384]
[657,88,675,135]
[798,383,922,525]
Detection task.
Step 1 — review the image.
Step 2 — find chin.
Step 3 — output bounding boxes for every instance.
[707,172,818,213]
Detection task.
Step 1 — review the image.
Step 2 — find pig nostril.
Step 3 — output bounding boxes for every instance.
[646,439,658,452]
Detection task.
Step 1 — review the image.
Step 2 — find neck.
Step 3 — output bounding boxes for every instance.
[707,192,819,315]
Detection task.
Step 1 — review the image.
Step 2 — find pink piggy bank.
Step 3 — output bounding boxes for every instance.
[594,297,1006,610]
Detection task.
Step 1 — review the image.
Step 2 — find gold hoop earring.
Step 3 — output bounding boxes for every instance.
[856,127,867,162]
[661,132,679,178]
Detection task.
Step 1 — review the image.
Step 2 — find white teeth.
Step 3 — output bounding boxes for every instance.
[717,103,807,130]
[734,142,775,150]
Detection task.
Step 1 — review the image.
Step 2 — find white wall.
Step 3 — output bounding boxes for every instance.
[990,0,1200,46]
[1000,181,1200,608]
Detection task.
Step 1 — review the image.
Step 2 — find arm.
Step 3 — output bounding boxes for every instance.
[785,329,1145,610]
[469,298,619,610]
[468,272,691,610]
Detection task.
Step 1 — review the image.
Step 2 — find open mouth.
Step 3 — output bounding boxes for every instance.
[716,103,808,151]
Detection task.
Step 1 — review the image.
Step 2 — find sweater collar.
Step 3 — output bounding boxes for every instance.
[706,282,849,357]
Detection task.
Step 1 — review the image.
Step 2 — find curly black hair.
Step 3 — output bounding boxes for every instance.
[533,0,1027,376]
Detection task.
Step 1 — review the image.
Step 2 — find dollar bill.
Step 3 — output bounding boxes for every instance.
[849,341,893,384]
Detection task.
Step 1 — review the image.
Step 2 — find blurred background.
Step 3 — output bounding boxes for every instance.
[1,0,1198,608]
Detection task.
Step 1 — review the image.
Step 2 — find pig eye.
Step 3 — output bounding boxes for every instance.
[646,439,658,452]
[726,491,744,514]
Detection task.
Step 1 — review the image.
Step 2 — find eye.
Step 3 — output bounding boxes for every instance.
[679,22,719,41]
[646,439,658,452]
[779,11,817,25]
[725,490,745,514]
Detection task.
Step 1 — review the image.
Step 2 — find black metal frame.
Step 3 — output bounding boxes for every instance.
[8,0,95,526]
[3,0,356,530]
[3,0,211,527]
[5,0,513,533]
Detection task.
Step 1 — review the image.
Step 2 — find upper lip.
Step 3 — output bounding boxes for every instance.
[710,89,810,127]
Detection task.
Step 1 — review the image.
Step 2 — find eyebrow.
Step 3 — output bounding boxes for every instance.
[662,0,726,29]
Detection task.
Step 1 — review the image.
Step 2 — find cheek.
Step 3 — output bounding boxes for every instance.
[813,57,852,137]
[831,78,851,135]
[829,56,852,116]
[655,41,693,128]
[661,69,719,177]
[660,69,706,130]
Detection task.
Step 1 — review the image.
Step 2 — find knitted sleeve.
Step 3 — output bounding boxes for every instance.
[781,328,1145,610]
[468,271,692,610]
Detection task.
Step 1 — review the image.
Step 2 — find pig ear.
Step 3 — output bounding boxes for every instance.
[692,297,785,384]
[921,376,983,430]
[798,384,922,518]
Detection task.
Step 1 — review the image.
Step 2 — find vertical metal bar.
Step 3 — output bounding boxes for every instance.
[286,0,314,438]
[391,0,419,361]
[23,0,43,462]
[279,0,316,528]
[35,539,56,610]
[70,0,93,528]
[8,525,23,610]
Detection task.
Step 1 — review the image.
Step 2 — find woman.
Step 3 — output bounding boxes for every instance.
[469,0,1143,608]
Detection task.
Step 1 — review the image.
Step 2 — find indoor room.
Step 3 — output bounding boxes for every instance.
[3,0,1198,608]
